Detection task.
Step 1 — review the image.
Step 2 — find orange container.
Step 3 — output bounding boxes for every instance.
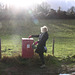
[22,38,34,58]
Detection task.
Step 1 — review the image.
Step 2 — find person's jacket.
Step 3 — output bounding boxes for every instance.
[32,32,49,53]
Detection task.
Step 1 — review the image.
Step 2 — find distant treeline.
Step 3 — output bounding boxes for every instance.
[0,2,75,20]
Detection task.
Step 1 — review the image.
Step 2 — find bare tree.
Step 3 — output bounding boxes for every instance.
[67,6,75,15]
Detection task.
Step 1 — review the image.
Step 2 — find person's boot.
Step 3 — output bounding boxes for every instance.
[40,64,46,68]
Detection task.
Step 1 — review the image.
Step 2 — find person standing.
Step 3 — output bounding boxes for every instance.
[29,26,49,68]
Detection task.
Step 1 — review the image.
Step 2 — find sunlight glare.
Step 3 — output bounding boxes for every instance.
[0,0,46,8]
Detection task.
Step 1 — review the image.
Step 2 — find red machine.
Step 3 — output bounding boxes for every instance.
[22,38,34,58]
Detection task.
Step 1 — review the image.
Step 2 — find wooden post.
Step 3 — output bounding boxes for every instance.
[0,38,1,59]
[52,38,55,56]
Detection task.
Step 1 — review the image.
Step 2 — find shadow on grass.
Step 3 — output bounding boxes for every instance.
[61,55,75,64]
[0,54,75,75]
[58,55,75,74]
[0,54,61,75]
[1,54,61,67]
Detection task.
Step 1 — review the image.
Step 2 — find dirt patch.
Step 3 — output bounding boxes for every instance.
[1,65,59,75]
[4,67,18,72]
[59,65,75,74]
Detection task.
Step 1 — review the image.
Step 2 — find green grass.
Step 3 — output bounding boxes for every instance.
[0,19,75,58]
[0,19,75,74]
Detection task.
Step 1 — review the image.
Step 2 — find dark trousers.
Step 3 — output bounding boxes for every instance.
[39,53,45,64]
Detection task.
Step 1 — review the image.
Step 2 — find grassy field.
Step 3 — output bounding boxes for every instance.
[0,19,75,75]
[0,19,75,58]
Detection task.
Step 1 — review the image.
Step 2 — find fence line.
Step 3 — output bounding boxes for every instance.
[52,38,55,56]
[0,38,1,59]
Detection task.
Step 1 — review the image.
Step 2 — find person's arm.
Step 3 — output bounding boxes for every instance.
[29,35,39,38]
[32,35,39,37]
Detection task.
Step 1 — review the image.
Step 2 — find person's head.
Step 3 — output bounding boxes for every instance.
[41,26,48,33]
